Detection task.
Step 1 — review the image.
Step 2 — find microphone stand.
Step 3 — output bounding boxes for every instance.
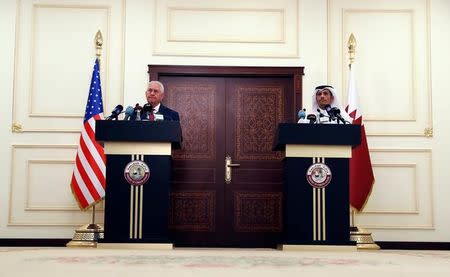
[317,109,331,124]
[336,114,351,124]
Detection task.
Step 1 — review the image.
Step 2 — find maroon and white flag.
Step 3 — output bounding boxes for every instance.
[346,64,375,212]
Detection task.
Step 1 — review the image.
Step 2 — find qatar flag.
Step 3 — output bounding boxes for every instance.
[345,64,375,212]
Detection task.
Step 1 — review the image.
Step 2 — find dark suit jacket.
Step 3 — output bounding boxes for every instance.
[157,104,180,121]
[132,103,180,121]
[132,103,182,142]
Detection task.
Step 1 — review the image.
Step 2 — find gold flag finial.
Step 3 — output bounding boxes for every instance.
[95,30,103,58]
[348,33,356,64]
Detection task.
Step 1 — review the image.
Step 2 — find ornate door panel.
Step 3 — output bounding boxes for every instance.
[151,66,303,247]
[162,76,227,245]
[223,78,292,246]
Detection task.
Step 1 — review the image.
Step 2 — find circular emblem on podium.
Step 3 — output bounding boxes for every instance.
[306,163,332,188]
[124,160,150,186]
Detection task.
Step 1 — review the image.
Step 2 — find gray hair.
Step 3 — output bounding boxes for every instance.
[149,80,165,93]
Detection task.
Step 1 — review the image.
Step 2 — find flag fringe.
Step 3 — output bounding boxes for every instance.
[350,178,375,213]
[70,168,104,211]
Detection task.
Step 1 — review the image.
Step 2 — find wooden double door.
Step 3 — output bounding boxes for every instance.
[149,66,303,247]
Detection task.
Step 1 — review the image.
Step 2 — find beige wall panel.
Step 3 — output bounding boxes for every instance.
[366,164,417,213]
[344,11,414,121]
[12,0,124,133]
[328,0,431,136]
[31,6,108,116]
[168,9,284,43]
[27,161,77,210]
[9,145,104,226]
[356,149,433,229]
[153,0,299,57]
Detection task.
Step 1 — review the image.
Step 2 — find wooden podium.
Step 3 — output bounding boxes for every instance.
[95,120,181,246]
[274,123,360,248]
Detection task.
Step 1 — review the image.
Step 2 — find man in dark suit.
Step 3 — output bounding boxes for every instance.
[143,80,180,121]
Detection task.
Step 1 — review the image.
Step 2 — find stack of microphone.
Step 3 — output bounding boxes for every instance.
[105,103,157,121]
[297,105,349,124]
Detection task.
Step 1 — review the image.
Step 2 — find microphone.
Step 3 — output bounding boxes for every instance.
[297,108,306,123]
[324,105,336,121]
[123,106,134,120]
[316,109,330,124]
[297,108,306,120]
[317,109,326,118]
[306,114,317,124]
[330,107,350,124]
[330,107,339,113]
[142,104,153,121]
[106,105,123,120]
[134,103,142,121]
[143,103,153,113]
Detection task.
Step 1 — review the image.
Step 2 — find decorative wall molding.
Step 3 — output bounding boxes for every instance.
[12,0,125,132]
[153,0,299,58]
[8,144,104,226]
[328,0,432,136]
[356,148,433,230]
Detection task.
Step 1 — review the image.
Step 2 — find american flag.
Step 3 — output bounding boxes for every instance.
[70,58,106,210]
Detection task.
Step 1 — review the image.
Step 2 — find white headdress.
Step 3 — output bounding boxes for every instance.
[311,85,342,111]
[311,85,352,123]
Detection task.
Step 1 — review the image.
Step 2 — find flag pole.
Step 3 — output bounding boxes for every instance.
[348,33,356,230]
[66,30,105,248]
[347,33,379,250]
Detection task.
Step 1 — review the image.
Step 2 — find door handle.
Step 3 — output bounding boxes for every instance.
[225,155,240,184]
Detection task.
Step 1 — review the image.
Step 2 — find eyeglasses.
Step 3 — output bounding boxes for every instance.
[146,88,161,94]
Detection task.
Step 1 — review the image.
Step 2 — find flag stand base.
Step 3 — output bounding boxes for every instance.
[66,223,104,248]
[350,226,380,250]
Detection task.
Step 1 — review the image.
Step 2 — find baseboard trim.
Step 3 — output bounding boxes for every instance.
[0,239,70,247]
[1,239,450,250]
[377,241,450,250]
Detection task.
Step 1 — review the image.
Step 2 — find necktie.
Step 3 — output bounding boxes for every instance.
[149,109,155,121]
